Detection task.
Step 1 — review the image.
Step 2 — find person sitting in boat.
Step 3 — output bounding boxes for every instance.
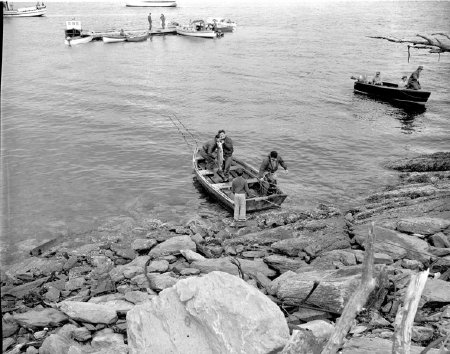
[231,168,250,222]
[120,29,125,36]
[258,151,288,195]
[370,72,382,85]
[199,135,220,170]
[398,75,408,89]
[406,66,423,90]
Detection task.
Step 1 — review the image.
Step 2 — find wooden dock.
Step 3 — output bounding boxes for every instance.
[82,28,176,40]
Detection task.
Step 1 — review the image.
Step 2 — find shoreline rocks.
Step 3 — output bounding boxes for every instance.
[1,152,449,353]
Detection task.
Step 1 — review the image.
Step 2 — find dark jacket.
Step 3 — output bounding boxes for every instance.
[258,155,287,178]
[221,137,233,157]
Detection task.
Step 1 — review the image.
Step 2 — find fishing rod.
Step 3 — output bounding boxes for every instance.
[167,114,198,150]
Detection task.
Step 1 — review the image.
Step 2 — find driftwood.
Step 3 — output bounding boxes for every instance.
[392,269,430,354]
[368,33,450,61]
[321,223,378,354]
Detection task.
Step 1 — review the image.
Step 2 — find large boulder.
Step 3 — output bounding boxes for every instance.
[396,217,450,236]
[127,271,290,354]
[384,152,450,172]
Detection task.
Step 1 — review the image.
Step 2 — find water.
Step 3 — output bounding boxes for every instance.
[1,0,450,266]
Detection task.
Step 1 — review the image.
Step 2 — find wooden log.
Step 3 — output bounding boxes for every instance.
[392,269,430,354]
[321,223,378,354]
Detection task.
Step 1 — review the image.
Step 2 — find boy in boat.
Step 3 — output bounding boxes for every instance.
[200,135,220,170]
[231,168,250,222]
[406,66,423,90]
[217,130,234,182]
[398,75,408,89]
[371,72,382,85]
[258,151,288,195]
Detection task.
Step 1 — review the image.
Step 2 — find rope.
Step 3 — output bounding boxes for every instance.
[167,114,197,150]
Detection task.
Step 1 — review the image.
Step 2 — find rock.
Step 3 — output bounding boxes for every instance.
[342,336,439,353]
[131,273,178,291]
[3,337,16,351]
[191,257,276,278]
[58,301,118,324]
[109,256,150,282]
[131,238,157,252]
[127,271,289,354]
[65,277,86,291]
[396,217,450,236]
[2,317,19,337]
[242,250,266,258]
[411,325,434,342]
[12,308,68,328]
[309,250,357,269]
[110,244,136,260]
[180,268,201,276]
[401,259,424,271]
[91,328,127,353]
[385,152,450,172]
[124,291,153,304]
[291,308,331,322]
[3,276,50,299]
[148,235,196,258]
[180,249,206,262]
[146,260,169,273]
[44,286,61,303]
[264,255,308,273]
[4,257,64,279]
[297,320,335,340]
[430,232,450,248]
[223,226,296,247]
[72,327,91,341]
[280,328,324,354]
[421,278,450,305]
[90,275,116,297]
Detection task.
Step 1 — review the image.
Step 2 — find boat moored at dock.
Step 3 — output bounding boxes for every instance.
[3,1,47,17]
[64,21,93,46]
[176,20,223,39]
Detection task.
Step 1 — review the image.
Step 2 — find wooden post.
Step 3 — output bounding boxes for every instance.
[392,269,429,354]
[321,222,378,354]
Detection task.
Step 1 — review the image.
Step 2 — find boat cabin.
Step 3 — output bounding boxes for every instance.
[65,20,83,38]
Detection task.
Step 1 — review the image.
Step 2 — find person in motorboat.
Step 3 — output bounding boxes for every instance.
[397,75,408,89]
[199,135,220,170]
[231,168,250,222]
[406,66,423,90]
[258,151,288,195]
[217,130,233,182]
[370,72,382,85]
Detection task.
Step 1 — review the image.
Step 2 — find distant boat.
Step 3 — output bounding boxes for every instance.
[193,148,288,212]
[126,31,149,42]
[206,17,237,32]
[176,20,223,39]
[353,80,431,106]
[125,0,177,7]
[3,1,47,17]
[64,20,93,46]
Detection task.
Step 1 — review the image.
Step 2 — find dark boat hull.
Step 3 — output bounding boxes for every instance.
[192,148,287,213]
[354,81,431,105]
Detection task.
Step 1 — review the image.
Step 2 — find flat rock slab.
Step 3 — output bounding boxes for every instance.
[13,308,68,328]
[58,301,118,324]
[342,337,439,353]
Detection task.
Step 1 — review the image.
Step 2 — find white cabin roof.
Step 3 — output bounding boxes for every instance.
[66,21,82,30]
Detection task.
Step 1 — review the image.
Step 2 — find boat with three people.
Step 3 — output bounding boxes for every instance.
[352,76,431,106]
[125,0,177,7]
[193,148,287,212]
[64,21,93,46]
[205,17,237,32]
[3,1,47,17]
[176,20,224,39]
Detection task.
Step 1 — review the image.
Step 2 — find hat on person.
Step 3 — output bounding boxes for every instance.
[402,75,407,79]
[236,168,244,176]
[418,66,423,70]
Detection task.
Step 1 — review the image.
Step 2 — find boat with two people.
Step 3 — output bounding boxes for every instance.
[3,1,47,17]
[176,20,224,39]
[352,75,431,106]
[205,17,237,32]
[193,148,287,213]
[64,21,93,46]
[125,0,177,7]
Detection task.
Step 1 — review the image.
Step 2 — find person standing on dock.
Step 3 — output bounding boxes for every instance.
[160,14,166,29]
[148,13,152,30]
[231,168,250,222]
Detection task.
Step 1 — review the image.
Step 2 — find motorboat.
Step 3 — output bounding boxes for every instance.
[64,21,93,46]
[3,1,47,17]
[206,17,237,32]
[176,20,223,39]
[125,0,177,7]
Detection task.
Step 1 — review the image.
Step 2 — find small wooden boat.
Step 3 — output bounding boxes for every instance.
[3,1,47,17]
[103,35,127,43]
[150,23,178,35]
[177,20,223,39]
[353,80,431,106]
[193,148,287,213]
[206,17,237,32]
[125,0,177,7]
[126,32,149,42]
[64,21,93,46]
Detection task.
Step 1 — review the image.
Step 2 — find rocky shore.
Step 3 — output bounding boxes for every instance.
[2,152,450,354]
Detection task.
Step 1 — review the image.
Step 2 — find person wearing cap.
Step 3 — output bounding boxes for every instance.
[406,66,423,90]
[217,129,233,182]
[398,75,408,89]
[258,151,288,195]
[231,168,250,222]
[160,13,166,29]
[371,71,382,85]
[148,13,152,30]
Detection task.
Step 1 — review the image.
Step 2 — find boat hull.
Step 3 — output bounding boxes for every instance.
[193,148,287,213]
[125,0,176,7]
[176,28,218,38]
[354,81,431,105]
[103,36,127,43]
[4,7,46,17]
[150,27,177,35]
[65,36,93,46]
[126,33,149,42]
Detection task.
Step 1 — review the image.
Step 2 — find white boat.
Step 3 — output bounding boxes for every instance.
[3,1,47,17]
[206,17,237,32]
[176,20,223,39]
[64,21,93,46]
[102,34,127,43]
[150,21,178,35]
[125,0,177,7]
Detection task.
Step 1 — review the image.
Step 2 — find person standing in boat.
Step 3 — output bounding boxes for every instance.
[258,151,288,195]
[217,130,233,182]
[199,135,220,170]
[406,66,423,90]
[160,14,166,29]
[148,13,152,30]
[370,71,382,85]
[398,75,408,89]
[231,168,250,222]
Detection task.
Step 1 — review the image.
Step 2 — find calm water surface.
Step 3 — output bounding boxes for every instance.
[1,0,450,265]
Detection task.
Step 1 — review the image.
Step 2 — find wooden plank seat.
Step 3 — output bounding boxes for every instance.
[198,169,214,176]
[213,178,259,189]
